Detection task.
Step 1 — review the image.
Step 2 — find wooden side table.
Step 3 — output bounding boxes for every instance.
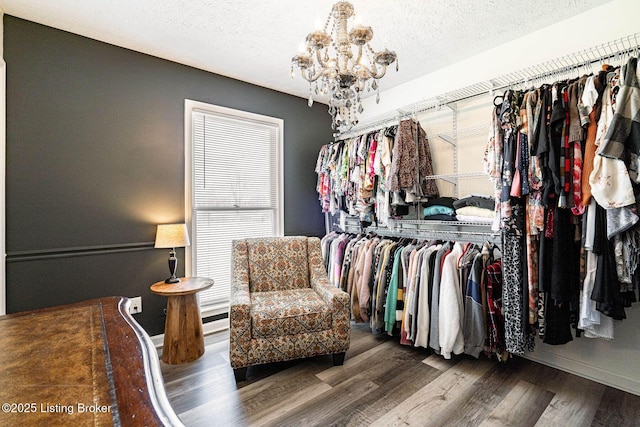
[150,277,213,365]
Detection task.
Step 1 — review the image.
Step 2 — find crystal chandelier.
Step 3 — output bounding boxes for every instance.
[291,1,398,132]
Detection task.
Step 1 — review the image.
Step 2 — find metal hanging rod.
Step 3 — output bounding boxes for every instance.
[334,218,499,243]
[366,225,500,245]
[335,103,441,140]
[337,32,640,139]
[424,171,487,181]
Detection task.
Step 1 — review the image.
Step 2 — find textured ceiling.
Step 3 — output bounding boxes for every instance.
[0,0,613,102]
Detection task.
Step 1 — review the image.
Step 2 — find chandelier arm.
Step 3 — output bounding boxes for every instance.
[315,49,329,68]
[303,69,324,82]
[355,45,363,67]
[371,64,388,79]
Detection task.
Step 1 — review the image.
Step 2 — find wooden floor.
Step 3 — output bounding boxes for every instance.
[160,323,640,426]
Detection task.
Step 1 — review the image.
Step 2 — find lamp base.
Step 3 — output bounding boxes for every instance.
[165,248,180,284]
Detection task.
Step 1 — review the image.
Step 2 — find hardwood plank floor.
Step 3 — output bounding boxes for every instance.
[161,323,640,426]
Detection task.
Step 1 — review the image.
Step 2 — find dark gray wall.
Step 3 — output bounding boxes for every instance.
[4,16,330,335]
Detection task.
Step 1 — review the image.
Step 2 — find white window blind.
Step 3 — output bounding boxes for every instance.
[185,101,283,312]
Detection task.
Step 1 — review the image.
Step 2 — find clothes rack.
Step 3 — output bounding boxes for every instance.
[366,224,499,246]
[319,29,640,396]
[333,214,499,246]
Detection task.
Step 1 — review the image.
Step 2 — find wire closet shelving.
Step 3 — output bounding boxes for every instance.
[337,33,640,139]
[327,32,640,242]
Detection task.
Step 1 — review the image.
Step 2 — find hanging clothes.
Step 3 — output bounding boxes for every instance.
[485,57,640,346]
[322,232,506,361]
[316,118,440,225]
[388,118,439,203]
[486,259,508,361]
[438,242,465,359]
[463,248,488,358]
[598,57,640,180]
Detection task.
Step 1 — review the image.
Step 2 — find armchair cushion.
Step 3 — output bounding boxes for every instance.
[250,289,332,338]
[246,237,310,292]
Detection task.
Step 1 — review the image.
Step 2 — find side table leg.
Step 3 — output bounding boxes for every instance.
[162,294,205,364]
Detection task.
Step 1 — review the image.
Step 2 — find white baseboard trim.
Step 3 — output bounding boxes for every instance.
[150,318,229,349]
[524,348,640,396]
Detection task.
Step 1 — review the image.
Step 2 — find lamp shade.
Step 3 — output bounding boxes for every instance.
[154,224,190,248]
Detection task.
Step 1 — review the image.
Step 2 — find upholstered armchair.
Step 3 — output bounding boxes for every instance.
[229,236,350,381]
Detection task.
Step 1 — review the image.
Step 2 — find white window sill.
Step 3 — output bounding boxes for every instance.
[200,301,228,319]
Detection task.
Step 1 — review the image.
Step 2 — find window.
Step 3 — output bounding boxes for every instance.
[185,100,283,316]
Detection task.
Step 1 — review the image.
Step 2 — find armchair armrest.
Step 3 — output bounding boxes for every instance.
[308,238,351,338]
[229,240,252,368]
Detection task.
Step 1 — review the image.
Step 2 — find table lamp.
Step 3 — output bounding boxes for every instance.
[155,223,190,283]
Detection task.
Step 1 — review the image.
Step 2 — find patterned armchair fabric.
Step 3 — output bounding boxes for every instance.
[229,236,350,378]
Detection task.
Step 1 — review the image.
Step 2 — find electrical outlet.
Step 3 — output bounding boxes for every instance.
[129,296,142,314]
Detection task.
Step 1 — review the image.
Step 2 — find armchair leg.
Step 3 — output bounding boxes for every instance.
[332,352,346,366]
[233,367,248,382]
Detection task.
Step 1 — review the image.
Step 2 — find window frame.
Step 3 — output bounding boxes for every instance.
[184,99,284,318]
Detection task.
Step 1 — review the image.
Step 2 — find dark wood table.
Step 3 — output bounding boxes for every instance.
[0,296,183,426]
[150,277,213,365]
